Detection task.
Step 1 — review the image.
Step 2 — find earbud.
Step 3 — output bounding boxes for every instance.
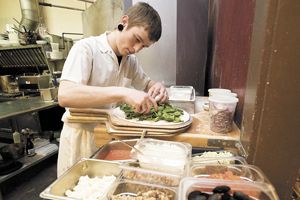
[117,24,124,31]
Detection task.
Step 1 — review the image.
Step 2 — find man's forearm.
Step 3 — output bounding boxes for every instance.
[58,80,126,108]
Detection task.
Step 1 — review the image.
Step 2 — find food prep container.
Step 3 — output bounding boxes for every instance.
[192,155,247,165]
[40,159,122,200]
[131,138,192,175]
[110,180,177,200]
[179,177,279,200]
[192,150,247,165]
[92,139,138,162]
[208,88,231,96]
[190,164,269,183]
[120,162,182,187]
[168,85,195,114]
[208,95,239,133]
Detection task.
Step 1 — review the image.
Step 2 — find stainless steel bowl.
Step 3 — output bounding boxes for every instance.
[0,143,24,160]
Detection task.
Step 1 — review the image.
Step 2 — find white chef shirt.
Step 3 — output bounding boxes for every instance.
[61,32,150,90]
[60,32,151,122]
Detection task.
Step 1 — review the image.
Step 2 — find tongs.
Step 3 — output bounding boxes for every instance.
[116,130,147,156]
[116,139,144,155]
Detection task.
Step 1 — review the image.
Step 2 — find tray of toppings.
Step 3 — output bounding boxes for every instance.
[190,164,269,183]
[40,159,122,200]
[179,177,279,200]
[111,180,176,200]
[131,138,192,175]
[120,162,182,187]
[92,139,138,162]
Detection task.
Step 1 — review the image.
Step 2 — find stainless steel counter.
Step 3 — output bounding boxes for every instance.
[0,97,58,120]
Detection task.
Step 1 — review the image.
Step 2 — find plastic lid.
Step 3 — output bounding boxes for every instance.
[208,95,239,104]
[208,88,231,93]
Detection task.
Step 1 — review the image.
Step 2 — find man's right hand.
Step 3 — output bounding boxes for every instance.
[122,88,158,113]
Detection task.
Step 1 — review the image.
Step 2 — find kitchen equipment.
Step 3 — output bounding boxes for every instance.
[0,75,13,93]
[190,164,269,183]
[208,95,239,133]
[131,138,192,175]
[0,143,24,160]
[39,87,58,101]
[179,177,279,200]
[0,45,48,69]
[168,86,196,114]
[116,139,144,155]
[17,74,50,91]
[68,107,193,136]
[40,159,121,200]
[112,180,177,199]
[0,160,23,175]
[92,139,138,161]
[208,88,231,96]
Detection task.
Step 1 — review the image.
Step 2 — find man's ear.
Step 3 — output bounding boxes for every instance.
[121,15,129,28]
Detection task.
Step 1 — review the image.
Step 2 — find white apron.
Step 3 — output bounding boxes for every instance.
[57,121,98,177]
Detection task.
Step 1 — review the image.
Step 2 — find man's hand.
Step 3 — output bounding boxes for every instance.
[122,88,158,113]
[147,81,168,103]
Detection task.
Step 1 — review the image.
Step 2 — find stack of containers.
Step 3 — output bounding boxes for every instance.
[112,138,192,199]
[180,148,279,200]
[207,88,239,133]
[40,139,279,200]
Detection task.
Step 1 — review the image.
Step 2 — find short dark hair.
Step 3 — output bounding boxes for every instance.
[125,2,162,42]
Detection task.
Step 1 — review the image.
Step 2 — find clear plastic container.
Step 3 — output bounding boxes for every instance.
[120,162,182,187]
[110,180,177,200]
[208,95,239,133]
[169,86,195,114]
[192,155,247,165]
[190,164,269,183]
[208,88,231,96]
[179,177,279,200]
[131,138,192,175]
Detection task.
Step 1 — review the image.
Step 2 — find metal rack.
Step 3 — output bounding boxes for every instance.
[0,45,50,74]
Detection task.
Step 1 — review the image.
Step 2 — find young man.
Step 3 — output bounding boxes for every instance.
[57,2,168,176]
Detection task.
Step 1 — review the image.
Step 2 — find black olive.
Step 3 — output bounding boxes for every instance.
[233,191,250,200]
[221,193,232,200]
[213,185,231,194]
[208,193,222,200]
[188,191,209,200]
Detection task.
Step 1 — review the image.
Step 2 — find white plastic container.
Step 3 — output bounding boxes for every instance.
[208,95,239,133]
[208,88,231,96]
[179,177,279,200]
[169,86,195,114]
[131,138,192,175]
[50,42,59,52]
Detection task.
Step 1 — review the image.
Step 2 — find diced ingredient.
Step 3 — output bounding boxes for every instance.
[210,109,233,133]
[112,189,174,200]
[65,175,116,200]
[192,151,234,164]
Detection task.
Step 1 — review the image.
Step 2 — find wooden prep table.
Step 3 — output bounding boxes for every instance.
[67,97,242,152]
